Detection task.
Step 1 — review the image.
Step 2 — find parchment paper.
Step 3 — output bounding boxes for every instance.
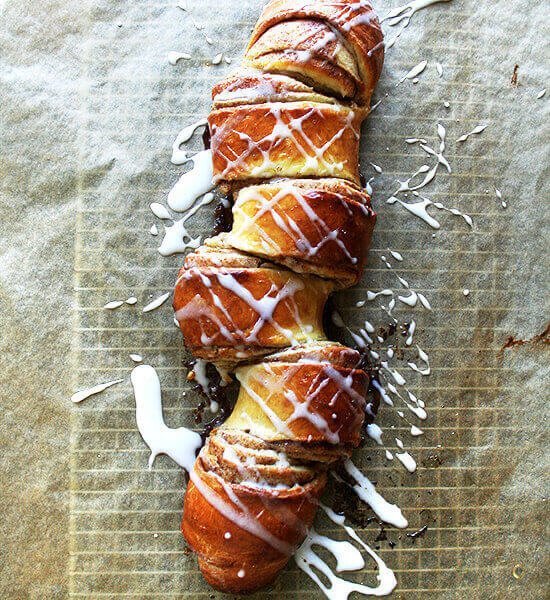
[0,0,548,599]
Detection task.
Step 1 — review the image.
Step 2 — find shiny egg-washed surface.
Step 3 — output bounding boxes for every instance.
[0,0,547,599]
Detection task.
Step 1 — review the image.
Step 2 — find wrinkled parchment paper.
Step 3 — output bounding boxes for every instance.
[1,0,548,598]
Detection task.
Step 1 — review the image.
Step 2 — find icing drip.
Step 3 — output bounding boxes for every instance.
[456,124,487,142]
[130,365,202,471]
[103,300,124,310]
[142,292,170,313]
[383,0,453,25]
[71,379,124,403]
[382,0,453,48]
[150,202,172,220]
[171,119,207,165]
[366,422,383,445]
[167,149,214,212]
[295,504,397,599]
[398,60,427,84]
[407,346,431,375]
[388,192,472,230]
[168,51,191,65]
[410,425,424,436]
[158,192,214,256]
[342,459,408,528]
[396,452,417,473]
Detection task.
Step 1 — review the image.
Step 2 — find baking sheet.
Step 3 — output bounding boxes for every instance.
[1,0,549,599]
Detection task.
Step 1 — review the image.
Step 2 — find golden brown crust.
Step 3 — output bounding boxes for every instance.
[246,0,384,105]
[212,71,341,107]
[208,101,363,184]
[225,178,376,284]
[225,357,368,448]
[244,19,360,101]
[179,1,384,593]
[173,248,334,366]
[182,455,325,594]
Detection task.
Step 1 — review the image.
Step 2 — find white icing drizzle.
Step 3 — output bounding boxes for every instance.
[295,503,397,599]
[302,527,365,572]
[71,379,124,403]
[389,249,403,261]
[103,300,124,310]
[364,176,374,195]
[398,60,427,84]
[389,192,472,230]
[382,0,453,48]
[158,192,214,256]
[167,149,214,212]
[130,365,202,471]
[396,452,417,472]
[342,459,408,527]
[381,361,406,386]
[168,51,191,65]
[142,292,170,313]
[410,425,424,436]
[387,124,453,226]
[387,194,440,228]
[367,288,393,301]
[150,202,172,220]
[171,119,207,165]
[385,381,427,420]
[407,346,431,376]
[456,124,487,142]
[383,0,453,24]
[366,422,383,445]
[405,320,416,346]
[371,379,393,406]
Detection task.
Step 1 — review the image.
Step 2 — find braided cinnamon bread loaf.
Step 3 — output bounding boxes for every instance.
[173,0,384,593]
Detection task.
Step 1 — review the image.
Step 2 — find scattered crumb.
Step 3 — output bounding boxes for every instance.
[511,64,519,86]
